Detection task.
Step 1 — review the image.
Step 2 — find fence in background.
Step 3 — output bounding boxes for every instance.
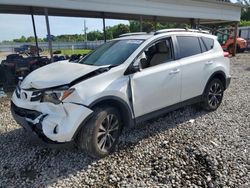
[0,41,104,52]
[239,27,250,50]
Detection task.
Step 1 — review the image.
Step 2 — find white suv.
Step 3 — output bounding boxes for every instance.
[11,29,231,158]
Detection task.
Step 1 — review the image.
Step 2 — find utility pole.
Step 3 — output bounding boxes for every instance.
[44,8,53,62]
[84,19,88,41]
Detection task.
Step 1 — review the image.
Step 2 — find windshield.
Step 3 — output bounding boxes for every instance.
[78,39,144,66]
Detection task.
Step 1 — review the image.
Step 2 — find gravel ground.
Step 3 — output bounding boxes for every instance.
[0,54,249,188]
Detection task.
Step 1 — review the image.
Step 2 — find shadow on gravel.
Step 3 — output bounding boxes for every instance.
[0,105,209,187]
[119,105,209,150]
[245,67,250,71]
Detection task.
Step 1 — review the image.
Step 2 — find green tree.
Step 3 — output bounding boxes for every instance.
[13,35,26,42]
[105,26,114,40]
[237,0,250,20]
[129,21,154,32]
[112,24,130,38]
[87,31,103,41]
[129,20,188,33]
[26,36,35,42]
[240,20,250,26]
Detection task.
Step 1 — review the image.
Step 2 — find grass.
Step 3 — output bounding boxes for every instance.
[61,49,92,56]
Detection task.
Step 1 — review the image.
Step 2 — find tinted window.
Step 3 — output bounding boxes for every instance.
[177,36,201,58]
[202,37,214,50]
[199,38,207,52]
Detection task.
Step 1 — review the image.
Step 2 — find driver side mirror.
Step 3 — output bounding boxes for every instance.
[140,58,147,69]
[131,63,142,73]
[131,58,147,73]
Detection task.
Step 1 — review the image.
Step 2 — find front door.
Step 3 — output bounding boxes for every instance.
[130,38,181,118]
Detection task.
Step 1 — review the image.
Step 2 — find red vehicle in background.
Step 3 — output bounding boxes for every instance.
[216,28,247,54]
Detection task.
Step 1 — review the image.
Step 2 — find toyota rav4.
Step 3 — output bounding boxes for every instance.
[11,29,231,158]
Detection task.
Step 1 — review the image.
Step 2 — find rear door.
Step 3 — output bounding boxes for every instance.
[176,35,214,101]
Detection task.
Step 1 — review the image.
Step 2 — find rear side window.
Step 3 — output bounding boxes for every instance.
[199,38,207,52]
[202,37,214,51]
[177,36,202,58]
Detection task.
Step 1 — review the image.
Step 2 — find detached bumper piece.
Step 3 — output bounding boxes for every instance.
[11,102,74,147]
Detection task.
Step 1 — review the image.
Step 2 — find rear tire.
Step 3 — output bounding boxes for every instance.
[77,106,122,158]
[201,79,224,111]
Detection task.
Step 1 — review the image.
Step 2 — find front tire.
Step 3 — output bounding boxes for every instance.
[201,79,224,111]
[77,106,122,158]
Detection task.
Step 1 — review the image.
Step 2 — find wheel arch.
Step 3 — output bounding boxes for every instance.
[203,71,226,95]
[72,96,135,140]
[89,96,135,128]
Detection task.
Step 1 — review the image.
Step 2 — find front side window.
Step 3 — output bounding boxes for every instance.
[78,39,143,66]
[135,38,174,69]
[177,36,201,58]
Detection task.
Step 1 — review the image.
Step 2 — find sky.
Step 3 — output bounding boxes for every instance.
[0,14,129,42]
[0,1,239,42]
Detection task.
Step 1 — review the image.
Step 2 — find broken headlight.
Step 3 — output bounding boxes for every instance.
[42,87,75,104]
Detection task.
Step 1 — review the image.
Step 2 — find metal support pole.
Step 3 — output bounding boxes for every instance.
[153,16,157,31]
[197,19,200,30]
[103,16,106,42]
[190,18,195,29]
[232,22,239,57]
[140,16,143,32]
[44,8,53,62]
[30,7,39,56]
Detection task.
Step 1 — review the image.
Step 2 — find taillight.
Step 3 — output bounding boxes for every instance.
[224,52,229,58]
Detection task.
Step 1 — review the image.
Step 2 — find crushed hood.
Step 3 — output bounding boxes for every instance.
[21,61,102,89]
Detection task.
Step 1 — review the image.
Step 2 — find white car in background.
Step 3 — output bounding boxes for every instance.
[11,29,231,158]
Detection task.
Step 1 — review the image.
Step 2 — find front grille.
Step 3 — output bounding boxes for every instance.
[15,85,21,98]
[11,102,42,121]
[16,86,43,102]
[30,90,43,102]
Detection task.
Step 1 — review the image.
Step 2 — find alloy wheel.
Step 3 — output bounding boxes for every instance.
[97,114,119,152]
[208,82,223,108]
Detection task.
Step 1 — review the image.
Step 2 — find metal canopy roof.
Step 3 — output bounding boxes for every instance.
[0,0,242,24]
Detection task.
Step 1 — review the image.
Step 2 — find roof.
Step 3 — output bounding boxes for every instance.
[0,0,242,23]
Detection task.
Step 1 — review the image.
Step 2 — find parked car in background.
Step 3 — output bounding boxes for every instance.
[11,29,231,158]
[14,45,43,55]
[216,28,247,54]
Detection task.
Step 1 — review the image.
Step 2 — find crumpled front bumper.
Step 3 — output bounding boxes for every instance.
[11,102,51,144]
[11,91,93,143]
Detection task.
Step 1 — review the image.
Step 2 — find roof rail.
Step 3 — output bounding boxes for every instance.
[119,32,148,37]
[154,28,210,35]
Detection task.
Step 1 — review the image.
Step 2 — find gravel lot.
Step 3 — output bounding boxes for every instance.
[0,54,249,187]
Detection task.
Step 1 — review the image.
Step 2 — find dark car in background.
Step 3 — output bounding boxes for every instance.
[14,45,43,55]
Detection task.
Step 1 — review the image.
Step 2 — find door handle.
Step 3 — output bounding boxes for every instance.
[205,61,214,65]
[169,69,180,75]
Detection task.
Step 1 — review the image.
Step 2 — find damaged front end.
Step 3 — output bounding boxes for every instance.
[11,83,93,144]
